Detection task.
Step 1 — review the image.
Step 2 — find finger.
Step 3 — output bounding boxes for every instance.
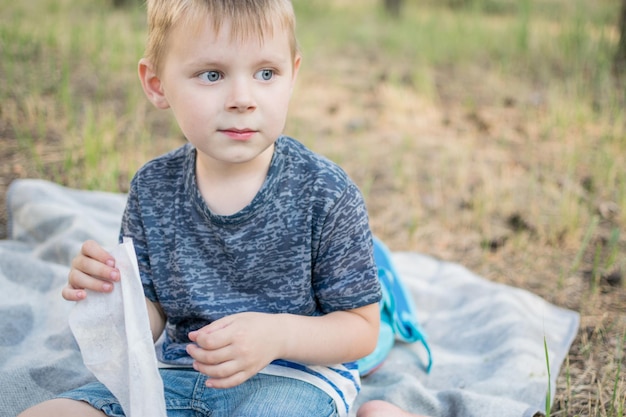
[68,268,115,293]
[203,370,250,389]
[81,240,116,267]
[189,326,231,351]
[71,254,119,284]
[188,351,241,381]
[186,342,233,366]
[187,344,260,389]
[61,284,86,301]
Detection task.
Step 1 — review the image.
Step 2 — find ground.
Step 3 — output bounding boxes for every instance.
[1,45,624,415]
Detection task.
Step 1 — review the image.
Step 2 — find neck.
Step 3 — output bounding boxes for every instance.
[194,145,274,216]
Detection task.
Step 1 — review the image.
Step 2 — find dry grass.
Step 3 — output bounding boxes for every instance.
[1,0,625,415]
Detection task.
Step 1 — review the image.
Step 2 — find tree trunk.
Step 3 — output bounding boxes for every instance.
[384,0,403,18]
[614,0,626,77]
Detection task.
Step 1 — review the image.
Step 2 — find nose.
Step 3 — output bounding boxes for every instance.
[225,77,257,112]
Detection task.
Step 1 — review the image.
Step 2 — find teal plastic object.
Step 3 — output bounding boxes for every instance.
[357,237,433,376]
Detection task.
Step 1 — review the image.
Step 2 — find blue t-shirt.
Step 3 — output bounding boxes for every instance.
[120,136,382,416]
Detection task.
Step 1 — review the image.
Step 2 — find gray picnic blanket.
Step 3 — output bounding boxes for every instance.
[0,179,580,417]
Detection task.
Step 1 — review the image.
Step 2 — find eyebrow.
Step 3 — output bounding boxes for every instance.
[186,54,291,70]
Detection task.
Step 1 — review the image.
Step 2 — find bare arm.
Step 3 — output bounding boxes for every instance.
[187,303,380,388]
[277,303,380,364]
[145,298,166,342]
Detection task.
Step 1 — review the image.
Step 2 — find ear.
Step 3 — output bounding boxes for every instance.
[290,54,302,91]
[138,58,170,109]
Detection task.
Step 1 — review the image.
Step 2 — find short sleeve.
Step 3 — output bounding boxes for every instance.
[312,183,382,313]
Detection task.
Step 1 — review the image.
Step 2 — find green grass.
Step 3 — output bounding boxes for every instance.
[545,335,552,417]
[2,0,623,195]
[0,0,150,190]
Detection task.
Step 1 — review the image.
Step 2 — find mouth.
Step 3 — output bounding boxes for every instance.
[220,128,257,141]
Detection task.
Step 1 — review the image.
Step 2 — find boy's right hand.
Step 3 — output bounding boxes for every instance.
[62,240,120,301]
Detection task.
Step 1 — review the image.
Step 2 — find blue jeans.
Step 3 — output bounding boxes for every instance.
[58,369,338,417]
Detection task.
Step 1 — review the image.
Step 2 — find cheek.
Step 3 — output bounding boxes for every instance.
[170,95,217,123]
[169,106,209,140]
[265,88,293,115]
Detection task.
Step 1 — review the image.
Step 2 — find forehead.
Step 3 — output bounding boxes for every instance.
[146,1,298,74]
[171,2,296,54]
[164,16,294,66]
[184,14,285,49]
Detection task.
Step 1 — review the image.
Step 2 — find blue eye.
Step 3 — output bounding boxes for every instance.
[199,71,221,83]
[255,69,274,81]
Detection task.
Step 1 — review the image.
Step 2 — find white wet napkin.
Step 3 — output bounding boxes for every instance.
[69,238,167,417]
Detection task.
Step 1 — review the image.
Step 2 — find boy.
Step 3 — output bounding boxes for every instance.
[19,0,381,416]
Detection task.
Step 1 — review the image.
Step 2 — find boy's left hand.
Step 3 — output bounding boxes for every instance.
[186,312,281,389]
[186,303,380,389]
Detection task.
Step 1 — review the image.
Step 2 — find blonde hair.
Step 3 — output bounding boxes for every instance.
[144,0,298,75]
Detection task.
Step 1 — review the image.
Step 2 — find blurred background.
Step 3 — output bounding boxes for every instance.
[1,0,625,415]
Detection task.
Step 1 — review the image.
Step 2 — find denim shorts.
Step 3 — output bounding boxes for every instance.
[58,369,338,417]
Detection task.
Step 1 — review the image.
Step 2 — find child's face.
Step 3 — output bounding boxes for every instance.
[142,18,300,169]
